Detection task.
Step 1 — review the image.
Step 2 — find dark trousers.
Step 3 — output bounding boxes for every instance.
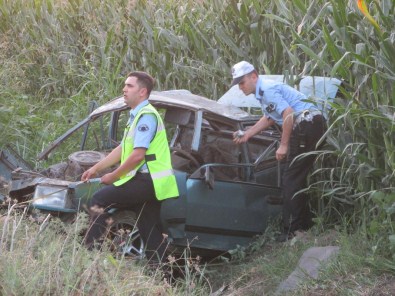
[84,172,167,263]
[282,115,326,233]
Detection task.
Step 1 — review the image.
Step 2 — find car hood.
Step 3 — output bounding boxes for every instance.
[91,90,251,120]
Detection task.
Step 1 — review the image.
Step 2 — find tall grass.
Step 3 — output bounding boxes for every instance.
[303,0,395,256]
[0,209,168,295]
[0,0,394,267]
[0,205,214,294]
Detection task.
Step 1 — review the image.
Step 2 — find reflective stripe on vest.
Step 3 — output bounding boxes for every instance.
[113,103,179,200]
[150,169,174,179]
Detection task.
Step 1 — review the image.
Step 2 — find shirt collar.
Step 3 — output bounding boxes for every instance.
[255,77,264,101]
[128,100,149,124]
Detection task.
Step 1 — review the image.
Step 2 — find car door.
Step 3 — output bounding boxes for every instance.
[183,175,282,252]
[170,130,282,253]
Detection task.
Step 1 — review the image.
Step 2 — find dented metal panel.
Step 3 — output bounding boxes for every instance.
[9,177,72,199]
[0,145,33,179]
[38,91,254,161]
[3,88,285,255]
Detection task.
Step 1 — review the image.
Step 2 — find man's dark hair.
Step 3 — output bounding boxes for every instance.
[128,71,155,96]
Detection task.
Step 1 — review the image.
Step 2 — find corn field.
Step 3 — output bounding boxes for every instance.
[0,0,394,265]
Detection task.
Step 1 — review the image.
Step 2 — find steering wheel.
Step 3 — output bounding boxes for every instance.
[170,147,201,169]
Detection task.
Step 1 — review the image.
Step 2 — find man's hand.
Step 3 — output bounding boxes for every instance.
[80,145,122,182]
[233,116,274,145]
[81,167,98,182]
[100,172,119,185]
[277,107,293,161]
[276,143,288,160]
[233,130,249,144]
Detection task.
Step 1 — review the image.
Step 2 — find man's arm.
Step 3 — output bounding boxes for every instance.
[276,106,294,160]
[81,145,122,181]
[233,115,275,144]
[100,148,146,184]
[99,112,157,184]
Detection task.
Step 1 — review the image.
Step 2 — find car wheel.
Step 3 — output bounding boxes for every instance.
[106,210,145,259]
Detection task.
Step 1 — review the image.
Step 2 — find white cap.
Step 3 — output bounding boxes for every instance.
[231,61,255,86]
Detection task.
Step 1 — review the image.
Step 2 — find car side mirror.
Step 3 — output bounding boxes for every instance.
[204,166,215,190]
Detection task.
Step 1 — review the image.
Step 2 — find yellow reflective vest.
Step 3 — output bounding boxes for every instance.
[113,103,179,200]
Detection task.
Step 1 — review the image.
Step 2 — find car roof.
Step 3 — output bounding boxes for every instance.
[90,90,252,121]
[38,90,256,160]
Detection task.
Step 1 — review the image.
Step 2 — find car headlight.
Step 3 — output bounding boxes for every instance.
[32,185,74,211]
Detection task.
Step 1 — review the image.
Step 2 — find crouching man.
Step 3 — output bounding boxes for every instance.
[81,71,179,263]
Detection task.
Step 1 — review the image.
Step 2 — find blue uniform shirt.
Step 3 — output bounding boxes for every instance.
[255,77,317,126]
[126,100,157,171]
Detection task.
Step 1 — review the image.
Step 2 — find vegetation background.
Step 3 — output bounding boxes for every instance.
[0,0,394,294]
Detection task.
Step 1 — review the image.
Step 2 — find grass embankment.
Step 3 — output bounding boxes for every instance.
[0,209,168,295]
[1,208,394,295]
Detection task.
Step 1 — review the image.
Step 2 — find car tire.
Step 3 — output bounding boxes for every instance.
[106,210,145,259]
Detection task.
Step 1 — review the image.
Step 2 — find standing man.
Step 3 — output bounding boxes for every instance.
[231,61,326,239]
[81,71,179,262]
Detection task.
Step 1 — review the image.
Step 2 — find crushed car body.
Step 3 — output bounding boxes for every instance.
[5,90,282,255]
[3,76,340,256]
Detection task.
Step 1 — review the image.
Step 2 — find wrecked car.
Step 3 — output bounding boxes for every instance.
[5,90,282,257]
[4,75,341,258]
